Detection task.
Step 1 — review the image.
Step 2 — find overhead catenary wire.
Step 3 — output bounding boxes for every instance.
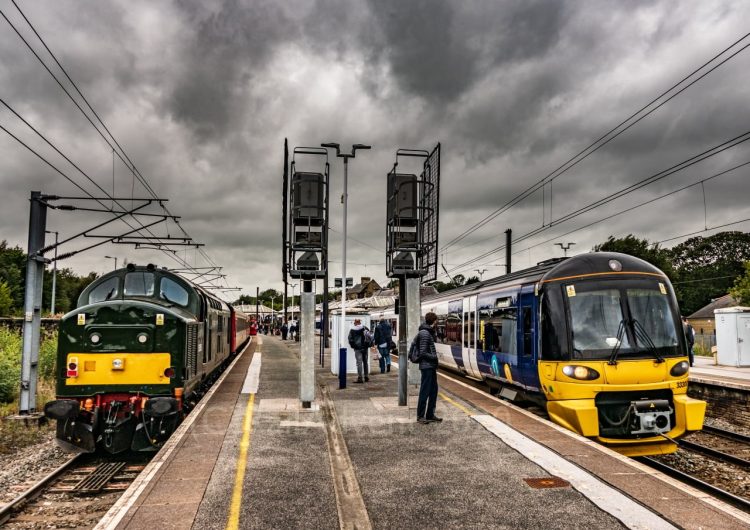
[2,4,230,290]
[442,134,750,278]
[442,31,750,252]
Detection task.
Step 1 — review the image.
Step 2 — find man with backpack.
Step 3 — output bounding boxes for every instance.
[374,319,393,374]
[348,318,372,383]
[412,312,442,424]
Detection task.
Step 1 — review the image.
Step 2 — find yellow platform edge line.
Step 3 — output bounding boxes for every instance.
[226,392,256,530]
[438,391,474,416]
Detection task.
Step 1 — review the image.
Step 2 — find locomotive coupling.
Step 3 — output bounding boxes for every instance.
[630,399,672,435]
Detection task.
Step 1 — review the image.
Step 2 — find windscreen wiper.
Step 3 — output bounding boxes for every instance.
[631,319,665,363]
[607,319,627,366]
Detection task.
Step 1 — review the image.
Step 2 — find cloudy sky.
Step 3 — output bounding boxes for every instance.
[1,0,749,300]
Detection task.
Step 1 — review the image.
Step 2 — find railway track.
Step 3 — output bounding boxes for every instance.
[638,456,750,513]
[0,453,150,528]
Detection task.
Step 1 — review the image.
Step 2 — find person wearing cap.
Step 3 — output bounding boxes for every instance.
[348,318,370,383]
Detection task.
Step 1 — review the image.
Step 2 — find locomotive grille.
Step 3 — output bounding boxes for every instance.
[186,323,199,378]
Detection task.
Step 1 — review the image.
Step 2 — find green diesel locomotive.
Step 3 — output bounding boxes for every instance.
[44,264,249,453]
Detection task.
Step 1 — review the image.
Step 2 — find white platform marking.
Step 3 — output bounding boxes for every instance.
[241,351,262,394]
[473,415,677,530]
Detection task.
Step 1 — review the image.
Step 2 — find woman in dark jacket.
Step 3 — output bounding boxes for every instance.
[416,312,441,424]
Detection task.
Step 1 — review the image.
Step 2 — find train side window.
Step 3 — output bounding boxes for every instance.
[88,277,119,304]
[479,306,517,355]
[159,277,189,306]
[522,306,533,356]
[124,272,155,297]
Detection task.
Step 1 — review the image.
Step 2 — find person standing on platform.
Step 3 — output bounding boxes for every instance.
[348,318,370,383]
[682,316,695,367]
[281,320,288,340]
[374,319,393,373]
[417,312,442,424]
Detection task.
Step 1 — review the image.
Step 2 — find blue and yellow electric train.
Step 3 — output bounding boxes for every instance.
[374,252,706,456]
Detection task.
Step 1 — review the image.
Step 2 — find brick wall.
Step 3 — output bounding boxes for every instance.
[689,382,750,429]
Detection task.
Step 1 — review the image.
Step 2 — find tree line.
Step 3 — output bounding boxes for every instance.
[0,240,96,317]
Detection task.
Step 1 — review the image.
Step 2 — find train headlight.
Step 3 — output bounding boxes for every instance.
[608,259,622,272]
[137,333,149,344]
[89,333,101,344]
[112,358,125,370]
[670,361,689,377]
[562,365,600,380]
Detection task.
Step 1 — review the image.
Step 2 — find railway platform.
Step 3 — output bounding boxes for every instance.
[96,335,750,530]
[690,355,750,390]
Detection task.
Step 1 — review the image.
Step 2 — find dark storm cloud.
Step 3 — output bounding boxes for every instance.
[359,0,566,104]
[168,0,296,140]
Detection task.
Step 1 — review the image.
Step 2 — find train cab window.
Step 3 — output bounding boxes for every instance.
[88,277,119,304]
[160,277,189,306]
[569,287,631,354]
[124,272,155,297]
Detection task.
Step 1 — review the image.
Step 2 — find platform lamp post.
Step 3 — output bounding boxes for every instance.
[104,255,118,270]
[555,242,575,257]
[45,231,58,315]
[321,143,371,387]
[289,283,297,319]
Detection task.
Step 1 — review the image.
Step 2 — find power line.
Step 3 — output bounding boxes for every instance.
[442,31,750,252]
[442,134,750,277]
[3,4,229,289]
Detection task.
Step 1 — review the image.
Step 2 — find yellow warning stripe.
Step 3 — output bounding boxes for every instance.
[226,393,255,530]
[438,391,474,416]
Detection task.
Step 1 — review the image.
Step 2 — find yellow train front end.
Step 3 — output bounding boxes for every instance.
[537,253,706,457]
[539,358,706,456]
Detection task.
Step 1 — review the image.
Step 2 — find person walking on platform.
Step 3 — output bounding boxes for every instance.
[281,320,288,340]
[416,312,442,424]
[348,318,370,383]
[682,316,695,367]
[374,319,393,373]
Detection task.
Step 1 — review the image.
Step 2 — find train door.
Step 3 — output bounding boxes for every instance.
[517,287,538,388]
[462,295,482,379]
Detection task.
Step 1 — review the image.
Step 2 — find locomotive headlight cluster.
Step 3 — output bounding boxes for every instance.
[89,333,101,344]
[670,361,689,377]
[137,333,149,344]
[562,365,600,381]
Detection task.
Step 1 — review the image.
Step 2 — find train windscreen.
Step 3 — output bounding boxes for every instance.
[564,278,682,361]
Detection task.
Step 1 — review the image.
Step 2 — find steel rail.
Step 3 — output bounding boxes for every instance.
[679,439,750,468]
[703,425,750,445]
[637,456,750,514]
[0,453,83,524]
